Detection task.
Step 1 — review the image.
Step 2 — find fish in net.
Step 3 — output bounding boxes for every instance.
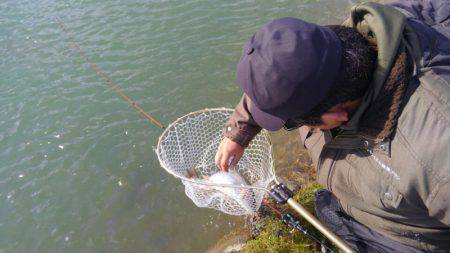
[156,108,274,215]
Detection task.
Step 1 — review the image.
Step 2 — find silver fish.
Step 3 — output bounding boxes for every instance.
[208,170,256,214]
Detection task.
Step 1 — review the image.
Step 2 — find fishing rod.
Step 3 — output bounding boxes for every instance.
[55,17,165,129]
[261,199,334,252]
[57,17,348,252]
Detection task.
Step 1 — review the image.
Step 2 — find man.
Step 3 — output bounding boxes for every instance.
[215,1,449,252]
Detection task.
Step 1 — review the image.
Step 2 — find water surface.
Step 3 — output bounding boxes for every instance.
[0,0,356,252]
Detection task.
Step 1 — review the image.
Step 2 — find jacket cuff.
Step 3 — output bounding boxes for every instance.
[223,124,258,147]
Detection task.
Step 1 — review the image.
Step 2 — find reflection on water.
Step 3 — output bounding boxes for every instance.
[0,0,355,252]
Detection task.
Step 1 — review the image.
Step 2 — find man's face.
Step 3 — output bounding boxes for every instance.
[305,98,362,130]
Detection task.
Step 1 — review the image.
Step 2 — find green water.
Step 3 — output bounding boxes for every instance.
[0,0,356,252]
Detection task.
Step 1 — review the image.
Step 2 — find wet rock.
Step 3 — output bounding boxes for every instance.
[205,227,252,253]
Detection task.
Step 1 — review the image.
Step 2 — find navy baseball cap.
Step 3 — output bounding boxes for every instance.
[237,17,342,131]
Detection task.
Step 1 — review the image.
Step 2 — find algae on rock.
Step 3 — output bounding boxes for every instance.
[243,131,330,253]
[244,183,325,253]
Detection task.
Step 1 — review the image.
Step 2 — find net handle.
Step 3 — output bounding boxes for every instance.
[287,198,355,253]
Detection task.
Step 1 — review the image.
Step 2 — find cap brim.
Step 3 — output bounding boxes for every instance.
[248,99,286,131]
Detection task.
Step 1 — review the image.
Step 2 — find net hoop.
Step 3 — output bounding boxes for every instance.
[156,108,276,191]
[155,108,276,215]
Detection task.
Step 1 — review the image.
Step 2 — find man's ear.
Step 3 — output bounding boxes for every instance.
[322,111,349,122]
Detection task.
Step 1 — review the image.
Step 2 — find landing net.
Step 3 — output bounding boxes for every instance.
[156,108,276,215]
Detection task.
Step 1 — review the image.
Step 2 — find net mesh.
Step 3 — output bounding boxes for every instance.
[156,108,275,215]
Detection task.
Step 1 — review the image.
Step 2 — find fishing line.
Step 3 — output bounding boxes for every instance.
[261,199,282,216]
[55,17,165,129]
[57,17,345,252]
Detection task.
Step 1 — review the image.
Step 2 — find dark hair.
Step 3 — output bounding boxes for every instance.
[295,25,377,125]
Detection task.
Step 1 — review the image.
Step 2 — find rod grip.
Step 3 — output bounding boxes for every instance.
[286,198,355,253]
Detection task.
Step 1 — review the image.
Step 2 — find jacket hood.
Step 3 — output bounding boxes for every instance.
[340,3,408,131]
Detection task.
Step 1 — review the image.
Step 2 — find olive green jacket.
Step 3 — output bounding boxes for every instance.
[224,2,450,251]
[300,2,450,251]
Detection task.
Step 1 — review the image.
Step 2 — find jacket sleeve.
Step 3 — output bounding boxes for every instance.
[223,94,262,147]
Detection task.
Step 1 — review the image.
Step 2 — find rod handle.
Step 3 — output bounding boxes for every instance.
[287,198,355,253]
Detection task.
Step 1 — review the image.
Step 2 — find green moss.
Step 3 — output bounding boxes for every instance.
[244,183,327,253]
[293,182,323,213]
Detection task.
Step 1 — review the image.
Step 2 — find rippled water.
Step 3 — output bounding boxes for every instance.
[0,0,356,252]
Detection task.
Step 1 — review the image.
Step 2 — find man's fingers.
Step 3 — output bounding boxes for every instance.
[215,138,245,172]
[230,152,243,167]
[220,154,229,171]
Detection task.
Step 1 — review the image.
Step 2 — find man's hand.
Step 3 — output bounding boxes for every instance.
[215,138,245,171]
